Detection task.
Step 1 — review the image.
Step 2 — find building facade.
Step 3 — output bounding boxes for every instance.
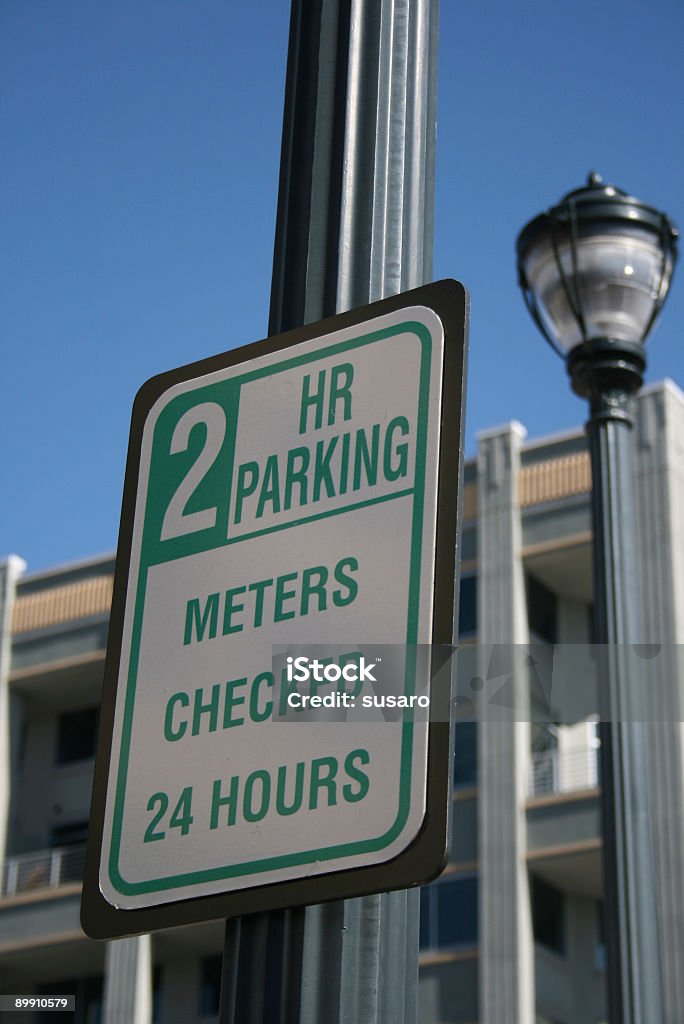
[1,380,683,1024]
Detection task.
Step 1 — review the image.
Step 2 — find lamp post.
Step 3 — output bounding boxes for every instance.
[516,173,678,1024]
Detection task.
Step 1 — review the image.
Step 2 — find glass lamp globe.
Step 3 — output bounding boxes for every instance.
[516,173,678,357]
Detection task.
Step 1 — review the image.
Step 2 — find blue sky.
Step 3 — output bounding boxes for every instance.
[2,0,683,573]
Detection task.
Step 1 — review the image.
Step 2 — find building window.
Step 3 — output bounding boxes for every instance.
[37,975,103,1024]
[420,875,478,950]
[17,719,28,775]
[453,721,477,787]
[55,706,99,765]
[199,954,222,1017]
[52,821,89,847]
[437,876,478,947]
[152,964,163,1024]
[526,574,557,644]
[532,876,566,955]
[458,575,477,637]
[595,901,606,971]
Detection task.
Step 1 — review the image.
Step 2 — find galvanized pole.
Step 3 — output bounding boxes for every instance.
[218,0,439,1020]
[586,386,664,1023]
[269,0,438,328]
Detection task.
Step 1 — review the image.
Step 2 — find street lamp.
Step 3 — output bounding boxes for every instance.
[516,173,678,1024]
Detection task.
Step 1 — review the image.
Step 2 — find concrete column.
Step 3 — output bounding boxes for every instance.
[633,380,684,1023]
[103,934,152,1024]
[476,422,535,1024]
[0,555,26,869]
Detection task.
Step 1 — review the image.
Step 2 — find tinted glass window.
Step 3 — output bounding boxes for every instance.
[152,965,163,1024]
[526,575,557,644]
[52,821,89,846]
[458,576,477,637]
[37,976,102,1024]
[56,707,99,765]
[436,876,478,947]
[595,900,606,971]
[532,876,566,954]
[453,721,477,786]
[200,955,222,1016]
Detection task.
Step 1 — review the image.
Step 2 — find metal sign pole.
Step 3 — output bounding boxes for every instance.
[219,0,439,1020]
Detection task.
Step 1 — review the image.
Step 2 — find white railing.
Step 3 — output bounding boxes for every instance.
[1,844,86,898]
[529,746,599,797]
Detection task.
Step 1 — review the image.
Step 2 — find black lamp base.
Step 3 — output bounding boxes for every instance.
[567,337,645,423]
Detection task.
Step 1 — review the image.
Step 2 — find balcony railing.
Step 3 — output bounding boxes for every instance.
[1,844,86,898]
[529,746,599,797]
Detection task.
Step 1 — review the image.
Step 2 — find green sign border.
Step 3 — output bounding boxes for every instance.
[109,321,432,896]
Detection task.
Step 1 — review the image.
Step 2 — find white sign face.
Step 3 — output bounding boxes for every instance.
[98,303,448,912]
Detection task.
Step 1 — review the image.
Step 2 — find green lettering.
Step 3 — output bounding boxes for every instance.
[353,424,380,490]
[339,432,351,495]
[333,556,358,607]
[313,436,338,501]
[327,363,354,425]
[384,416,410,481]
[299,369,326,433]
[343,748,370,802]
[256,454,281,519]
[223,678,246,728]
[144,792,168,842]
[169,787,194,836]
[274,571,298,622]
[248,577,273,627]
[309,756,338,809]
[210,776,239,828]
[222,585,246,635]
[164,692,189,741]
[279,667,299,716]
[276,762,305,816]
[284,447,310,510]
[184,593,219,645]
[192,683,220,735]
[300,565,328,616]
[244,770,271,822]
[250,672,274,722]
[234,461,259,524]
